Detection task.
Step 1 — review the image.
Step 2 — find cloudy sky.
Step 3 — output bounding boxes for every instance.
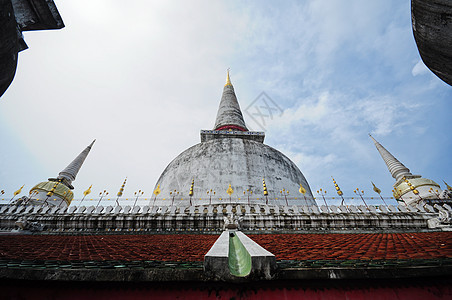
[0,0,450,205]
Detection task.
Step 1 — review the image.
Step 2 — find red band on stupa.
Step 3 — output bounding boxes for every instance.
[215,125,248,132]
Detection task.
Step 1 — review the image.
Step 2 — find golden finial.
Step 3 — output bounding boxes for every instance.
[189,179,194,197]
[227,184,234,196]
[153,185,161,196]
[331,177,343,196]
[83,185,92,196]
[13,185,24,196]
[117,178,127,197]
[371,182,381,194]
[262,178,268,196]
[225,68,232,86]
[299,183,306,194]
[444,180,452,191]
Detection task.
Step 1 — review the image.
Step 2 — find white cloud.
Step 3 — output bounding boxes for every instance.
[412,59,429,76]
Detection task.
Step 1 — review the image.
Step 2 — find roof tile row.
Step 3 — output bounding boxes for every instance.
[249,232,452,261]
[0,232,450,262]
[0,234,218,262]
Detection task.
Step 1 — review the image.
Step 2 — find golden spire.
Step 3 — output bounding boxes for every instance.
[225,68,232,86]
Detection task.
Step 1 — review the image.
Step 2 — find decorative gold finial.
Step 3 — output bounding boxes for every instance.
[153,185,161,196]
[117,178,127,197]
[189,179,194,197]
[331,177,343,196]
[225,68,232,86]
[371,182,381,194]
[298,183,306,194]
[84,185,92,196]
[13,185,24,196]
[262,178,268,196]
[226,184,234,196]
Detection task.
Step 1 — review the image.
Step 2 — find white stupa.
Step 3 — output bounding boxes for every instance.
[27,140,95,207]
[153,72,315,206]
[369,135,442,206]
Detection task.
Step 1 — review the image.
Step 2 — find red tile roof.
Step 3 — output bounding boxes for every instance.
[249,232,452,261]
[0,232,450,262]
[0,234,218,262]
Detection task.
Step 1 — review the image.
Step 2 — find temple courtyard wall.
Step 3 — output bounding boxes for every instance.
[0,202,450,232]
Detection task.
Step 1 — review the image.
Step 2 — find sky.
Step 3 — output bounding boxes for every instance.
[0,0,450,205]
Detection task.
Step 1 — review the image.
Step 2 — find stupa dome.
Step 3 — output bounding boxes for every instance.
[155,137,313,206]
[29,181,74,207]
[154,72,314,206]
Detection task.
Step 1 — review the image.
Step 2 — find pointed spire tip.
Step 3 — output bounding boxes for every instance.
[214,69,248,131]
[225,68,232,86]
[56,140,95,188]
[370,135,412,181]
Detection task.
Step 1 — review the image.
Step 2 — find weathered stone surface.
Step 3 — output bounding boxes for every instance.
[0,203,435,232]
[0,0,19,97]
[412,0,452,86]
[11,0,64,31]
[236,231,276,280]
[154,137,314,207]
[0,266,205,282]
[0,0,64,98]
[214,83,248,131]
[200,130,265,143]
[204,231,276,281]
[278,264,452,281]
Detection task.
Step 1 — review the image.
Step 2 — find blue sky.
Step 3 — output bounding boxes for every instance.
[0,0,450,204]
